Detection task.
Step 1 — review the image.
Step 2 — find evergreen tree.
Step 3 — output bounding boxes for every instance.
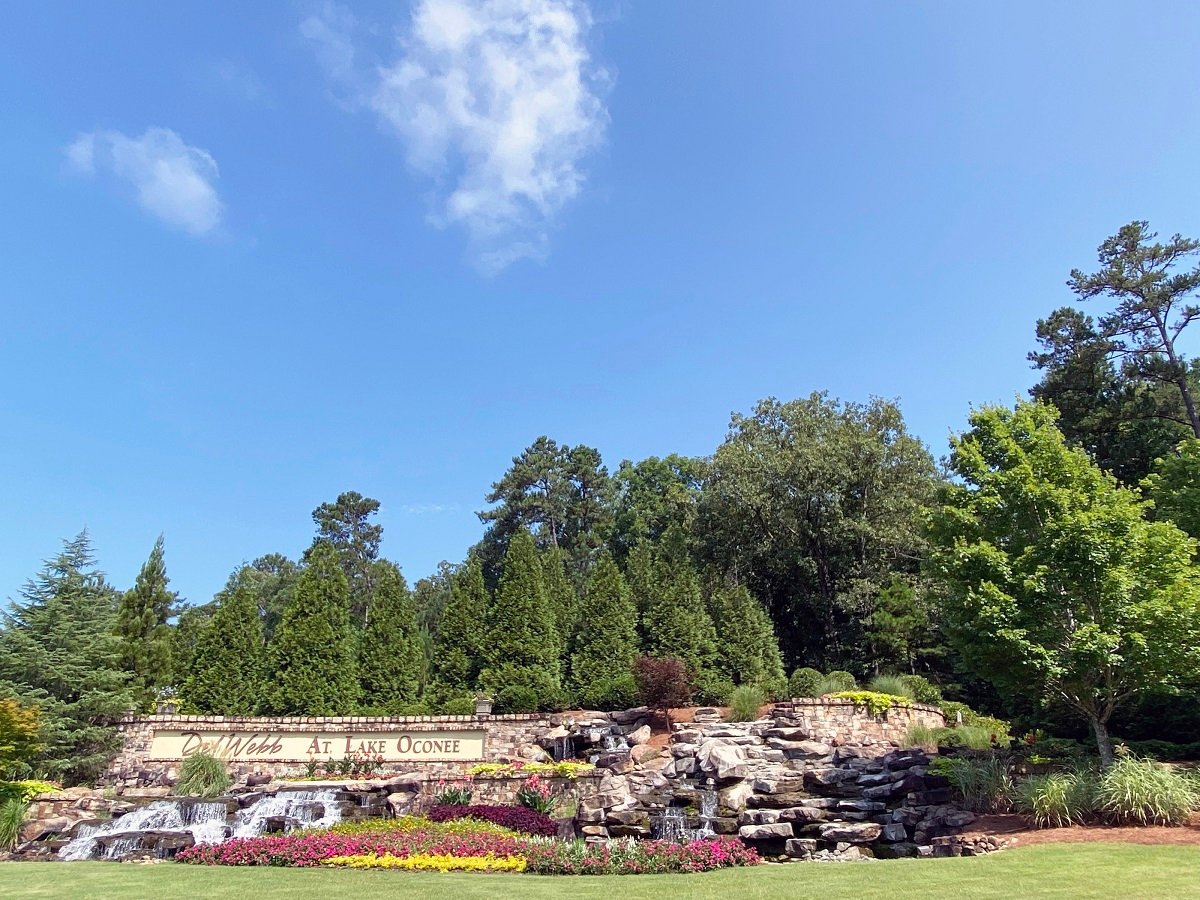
[0,532,135,784]
[429,556,490,700]
[540,547,577,660]
[183,579,264,715]
[478,529,562,710]
[708,582,786,695]
[115,535,177,707]
[358,561,422,711]
[641,525,718,680]
[624,540,656,618]
[570,553,639,708]
[308,491,383,628]
[266,542,358,715]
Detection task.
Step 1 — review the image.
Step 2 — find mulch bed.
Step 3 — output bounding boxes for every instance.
[967,813,1200,846]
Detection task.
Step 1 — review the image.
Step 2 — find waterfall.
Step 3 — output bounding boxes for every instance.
[651,807,688,842]
[184,801,230,845]
[58,801,186,861]
[694,790,717,839]
[600,732,629,752]
[231,789,344,838]
[552,736,572,761]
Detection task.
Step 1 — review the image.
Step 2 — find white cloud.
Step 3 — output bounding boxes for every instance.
[304,0,608,271]
[64,127,223,236]
[397,503,460,515]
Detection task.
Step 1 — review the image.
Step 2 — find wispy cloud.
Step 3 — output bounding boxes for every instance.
[210,59,273,106]
[397,503,461,515]
[302,0,608,271]
[64,127,223,236]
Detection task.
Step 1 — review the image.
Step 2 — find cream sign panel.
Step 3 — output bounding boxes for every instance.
[148,729,487,762]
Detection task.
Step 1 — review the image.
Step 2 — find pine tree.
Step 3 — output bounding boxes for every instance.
[640,525,718,678]
[0,532,135,784]
[429,556,490,700]
[624,540,656,618]
[358,561,422,711]
[183,578,264,715]
[266,542,358,715]
[478,529,562,710]
[116,535,177,707]
[540,547,577,660]
[708,583,787,695]
[570,553,639,708]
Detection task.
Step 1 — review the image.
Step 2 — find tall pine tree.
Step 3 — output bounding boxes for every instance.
[358,561,422,712]
[0,532,135,784]
[540,547,577,662]
[640,525,718,682]
[570,553,639,708]
[708,583,787,696]
[266,542,358,715]
[479,529,562,710]
[183,578,265,715]
[429,556,490,702]
[116,535,177,708]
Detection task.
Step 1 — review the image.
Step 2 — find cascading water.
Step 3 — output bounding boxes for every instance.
[694,789,718,839]
[551,736,573,761]
[58,801,186,860]
[651,807,688,841]
[231,789,343,838]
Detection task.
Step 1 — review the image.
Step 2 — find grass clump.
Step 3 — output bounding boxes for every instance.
[816,671,857,695]
[1094,754,1198,826]
[1015,772,1093,828]
[726,684,766,722]
[867,674,910,697]
[0,799,27,851]
[904,723,939,751]
[175,751,232,798]
[933,755,1013,813]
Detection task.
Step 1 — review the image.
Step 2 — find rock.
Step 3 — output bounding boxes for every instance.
[778,806,826,824]
[738,809,781,826]
[580,825,609,837]
[693,707,723,723]
[627,725,652,746]
[879,823,909,842]
[610,707,651,725]
[738,823,794,840]
[544,725,571,740]
[804,768,859,790]
[518,743,551,762]
[696,740,749,780]
[673,757,697,776]
[245,774,271,787]
[385,791,416,814]
[785,838,818,858]
[765,727,809,741]
[630,744,660,764]
[605,809,649,827]
[670,743,698,758]
[818,822,882,843]
[718,781,756,815]
[595,752,634,774]
[944,810,976,828]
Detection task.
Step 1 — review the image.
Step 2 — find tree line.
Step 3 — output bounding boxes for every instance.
[4,220,1200,782]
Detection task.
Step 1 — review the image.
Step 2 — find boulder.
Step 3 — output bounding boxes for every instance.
[738,823,794,840]
[879,823,908,842]
[629,744,660,764]
[610,707,651,725]
[778,806,827,824]
[627,725,652,746]
[818,822,882,843]
[738,809,781,826]
[696,740,749,780]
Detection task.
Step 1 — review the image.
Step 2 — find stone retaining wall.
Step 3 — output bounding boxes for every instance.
[770,699,945,745]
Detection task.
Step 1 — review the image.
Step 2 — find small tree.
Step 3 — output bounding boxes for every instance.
[633,655,693,728]
[0,697,42,778]
[928,400,1200,766]
[358,561,422,711]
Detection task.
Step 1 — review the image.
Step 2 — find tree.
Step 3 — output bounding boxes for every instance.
[244,553,301,641]
[0,533,135,784]
[115,536,177,706]
[1029,306,1193,484]
[0,696,42,778]
[1144,438,1200,541]
[867,578,937,676]
[183,579,265,715]
[639,525,719,689]
[540,547,577,659]
[633,655,693,727]
[611,455,708,561]
[570,553,639,708]
[927,400,1200,766]
[478,529,562,709]
[428,556,490,701]
[1068,221,1200,437]
[308,491,383,628]
[358,561,422,711]
[697,393,938,670]
[707,582,787,694]
[266,542,358,715]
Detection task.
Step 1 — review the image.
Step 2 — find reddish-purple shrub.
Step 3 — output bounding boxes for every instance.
[428,804,557,836]
[633,655,694,718]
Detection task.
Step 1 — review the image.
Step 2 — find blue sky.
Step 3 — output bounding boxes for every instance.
[3,1,1200,606]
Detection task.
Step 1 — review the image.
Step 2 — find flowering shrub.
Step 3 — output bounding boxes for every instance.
[175,823,527,867]
[322,852,527,872]
[428,804,557,836]
[524,837,758,875]
[331,816,515,837]
[469,761,595,779]
[433,775,474,805]
[516,774,557,815]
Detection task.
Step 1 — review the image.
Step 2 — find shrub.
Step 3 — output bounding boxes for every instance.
[935,725,1000,750]
[523,836,758,875]
[827,690,903,716]
[934,755,1013,813]
[788,667,823,698]
[468,761,594,779]
[575,674,639,712]
[439,696,476,716]
[175,751,231,798]
[868,674,910,698]
[757,675,790,702]
[633,656,694,717]
[0,799,27,851]
[1014,772,1094,828]
[816,671,857,694]
[935,701,1012,745]
[1124,739,1200,761]
[1094,754,1198,826]
[427,804,557,836]
[515,774,557,815]
[726,685,765,722]
[899,674,942,704]
[0,780,57,804]
[496,684,540,714]
[693,671,735,707]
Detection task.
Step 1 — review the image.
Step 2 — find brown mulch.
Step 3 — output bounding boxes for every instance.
[966,813,1200,846]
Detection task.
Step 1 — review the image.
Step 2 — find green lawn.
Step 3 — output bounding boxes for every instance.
[4,845,1200,900]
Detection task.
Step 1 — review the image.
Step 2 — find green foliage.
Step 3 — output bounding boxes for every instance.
[707,584,787,693]
[570,553,637,709]
[0,697,42,778]
[639,525,718,679]
[175,751,231,798]
[816,671,857,694]
[1015,772,1094,828]
[115,536,176,708]
[936,755,1014,813]
[1094,754,1199,825]
[1123,739,1200,761]
[788,667,823,698]
[0,799,27,852]
[827,690,903,716]
[899,674,942,704]
[308,491,383,629]
[468,761,595,779]
[867,674,910,697]
[903,724,938,750]
[610,455,707,561]
[696,392,938,671]
[935,725,1000,750]
[869,578,936,675]
[1145,438,1200,540]
[478,530,563,710]
[726,684,765,722]
[495,684,541,714]
[928,399,1200,766]
[540,548,577,660]
[428,556,489,700]
[0,533,136,784]
[266,542,358,715]
[438,697,476,716]
[183,579,265,715]
[0,780,57,804]
[357,561,422,712]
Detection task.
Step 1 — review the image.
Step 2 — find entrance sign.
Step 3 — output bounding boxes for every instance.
[148,728,487,762]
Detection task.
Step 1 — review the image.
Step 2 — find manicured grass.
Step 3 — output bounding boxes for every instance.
[4,845,1199,900]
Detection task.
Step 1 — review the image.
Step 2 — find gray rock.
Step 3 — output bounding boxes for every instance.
[627,725,652,746]
[818,822,883,843]
[879,823,908,842]
[696,739,749,780]
[738,823,794,840]
[738,809,781,826]
[778,806,827,824]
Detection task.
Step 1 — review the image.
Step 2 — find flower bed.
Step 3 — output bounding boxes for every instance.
[523,837,759,875]
[428,804,558,836]
[322,852,527,873]
[469,761,595,779]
